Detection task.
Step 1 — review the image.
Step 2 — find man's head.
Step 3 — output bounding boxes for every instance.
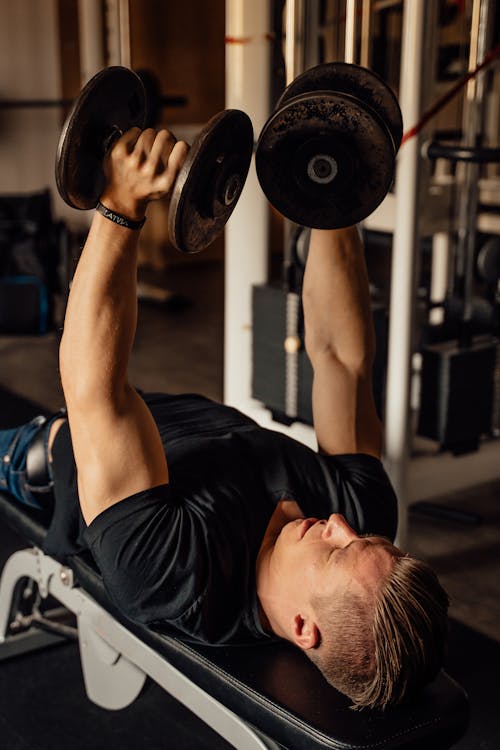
[258,513,449,710]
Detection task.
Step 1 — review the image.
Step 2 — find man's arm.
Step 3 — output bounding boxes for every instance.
[59,128,188,525]
[302,227,383,458]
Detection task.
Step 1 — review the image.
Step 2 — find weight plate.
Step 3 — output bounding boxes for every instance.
[477,237,500,283]
[56,66,146,210]
[168,109,253,253]
[276,62,403,154]
[256,91,395,229]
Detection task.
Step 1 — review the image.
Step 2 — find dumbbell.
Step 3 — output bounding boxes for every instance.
[477,237,500,286]
[255,62,403,229]
[55,66,253,254]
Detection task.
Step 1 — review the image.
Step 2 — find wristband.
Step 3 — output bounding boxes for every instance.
[96,201,146,230]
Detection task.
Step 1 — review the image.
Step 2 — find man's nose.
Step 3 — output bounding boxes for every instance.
[321,514,360,546]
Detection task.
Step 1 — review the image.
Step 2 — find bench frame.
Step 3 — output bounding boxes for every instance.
[0,546,280,750]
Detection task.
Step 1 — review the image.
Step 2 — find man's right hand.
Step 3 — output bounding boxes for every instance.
[100,127,189,221]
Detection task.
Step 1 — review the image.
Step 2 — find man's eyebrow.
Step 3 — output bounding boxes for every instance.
[360,533,393,544]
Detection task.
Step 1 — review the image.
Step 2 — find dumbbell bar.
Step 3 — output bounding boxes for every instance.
[55,66,253,254]
[256,62,403,229]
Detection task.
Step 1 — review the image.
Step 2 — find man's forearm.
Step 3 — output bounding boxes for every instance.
[302,227,375,374]
[59,213,140,404]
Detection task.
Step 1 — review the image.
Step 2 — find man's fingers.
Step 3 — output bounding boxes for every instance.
[153,140,189,194]
[103,127,189,206]
[148,129,177,173]
[113,127,142,155]
[133,128,157,161]
[167,140,189,177]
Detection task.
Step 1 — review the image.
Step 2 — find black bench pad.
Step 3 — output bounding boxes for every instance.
[0,490,469,750]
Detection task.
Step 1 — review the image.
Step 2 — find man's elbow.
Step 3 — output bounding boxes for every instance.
[305,330,375,379]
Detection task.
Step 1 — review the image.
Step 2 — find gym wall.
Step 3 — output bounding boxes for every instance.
[128,0,226,267]
[0,1,73,220]
[0,0,227,265]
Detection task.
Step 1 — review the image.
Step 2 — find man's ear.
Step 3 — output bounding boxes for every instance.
[291,613,320,650]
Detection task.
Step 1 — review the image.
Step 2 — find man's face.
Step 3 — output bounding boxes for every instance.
[270,513,400,606]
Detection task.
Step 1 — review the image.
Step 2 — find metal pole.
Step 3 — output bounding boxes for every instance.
[285,0,306,84]
[118,0,131,69]
[282,0,308,418]
[224,0,271,409]
[456,0,494,327]
[360,0,372,68]
[105,0,131,68]
[345,0,358,64]
[384,1,428,549]
[304,1,321,71]
[429,232,450,325]
[283,0,307,258]
[77,0,105,84]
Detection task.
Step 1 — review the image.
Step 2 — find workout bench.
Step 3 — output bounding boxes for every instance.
[0,489,468,750]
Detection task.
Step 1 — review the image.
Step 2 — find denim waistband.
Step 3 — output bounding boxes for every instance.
[0,415,55,510]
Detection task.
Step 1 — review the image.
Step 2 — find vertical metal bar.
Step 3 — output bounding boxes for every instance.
[304,0,321,71]
[283,0,307,295]
[456,0,494,325]
[77,0,105,84]
[118,0,131,68]
[224,0,271,409]
[465,0,483,107]
[345,0,357,64]
[384,0,429,549]
[360,0,371,68]
[285,293,300,418]
[285,0,306,84]
[429,232,450,325]
[105,0,121,67]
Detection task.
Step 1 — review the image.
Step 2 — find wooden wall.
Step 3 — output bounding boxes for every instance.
[129,0,226,267]
[55,0,226,265]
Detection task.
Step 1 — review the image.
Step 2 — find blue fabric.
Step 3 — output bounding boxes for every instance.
[0,416,48,509]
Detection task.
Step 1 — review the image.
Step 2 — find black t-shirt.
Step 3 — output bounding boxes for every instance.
[44,393,397,644]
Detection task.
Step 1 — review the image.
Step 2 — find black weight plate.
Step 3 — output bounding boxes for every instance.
[256,91,395,229]
[477,237,500,283]
[168,109,253,253]
[276,62,402,153]
[56,66,146,210]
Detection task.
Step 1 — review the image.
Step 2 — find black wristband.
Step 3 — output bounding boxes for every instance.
[96,201,146,230]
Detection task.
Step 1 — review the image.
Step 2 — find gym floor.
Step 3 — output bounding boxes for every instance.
[0,258,499,749]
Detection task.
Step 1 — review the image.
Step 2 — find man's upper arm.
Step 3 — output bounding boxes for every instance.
[68,385,169,525]
[310,349,383,458]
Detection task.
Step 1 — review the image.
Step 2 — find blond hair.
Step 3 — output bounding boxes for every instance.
[307,555,449,710]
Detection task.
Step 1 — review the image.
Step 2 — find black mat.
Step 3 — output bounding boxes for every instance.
[0,640,233,750]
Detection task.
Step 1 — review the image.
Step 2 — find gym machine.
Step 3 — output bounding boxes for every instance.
[417,0,499,455]
[251,2,402,430]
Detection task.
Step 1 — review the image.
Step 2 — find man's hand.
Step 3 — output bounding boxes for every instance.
[278,499,305,522]
[100,127,189,221]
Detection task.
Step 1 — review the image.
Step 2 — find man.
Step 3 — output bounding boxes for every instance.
[0,126,448,710]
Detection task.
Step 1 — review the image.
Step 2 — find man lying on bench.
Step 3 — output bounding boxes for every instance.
[0,126,448,711]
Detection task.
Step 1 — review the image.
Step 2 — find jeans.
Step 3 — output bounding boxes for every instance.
[0,416,51,509]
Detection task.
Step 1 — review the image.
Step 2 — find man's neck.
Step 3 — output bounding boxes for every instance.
[255,500,305,636]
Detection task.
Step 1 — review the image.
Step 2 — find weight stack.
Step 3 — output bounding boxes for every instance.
[417,335,498,454]
[252,284,387,426]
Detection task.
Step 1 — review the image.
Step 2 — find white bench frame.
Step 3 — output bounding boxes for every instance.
[0,547,281,750]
